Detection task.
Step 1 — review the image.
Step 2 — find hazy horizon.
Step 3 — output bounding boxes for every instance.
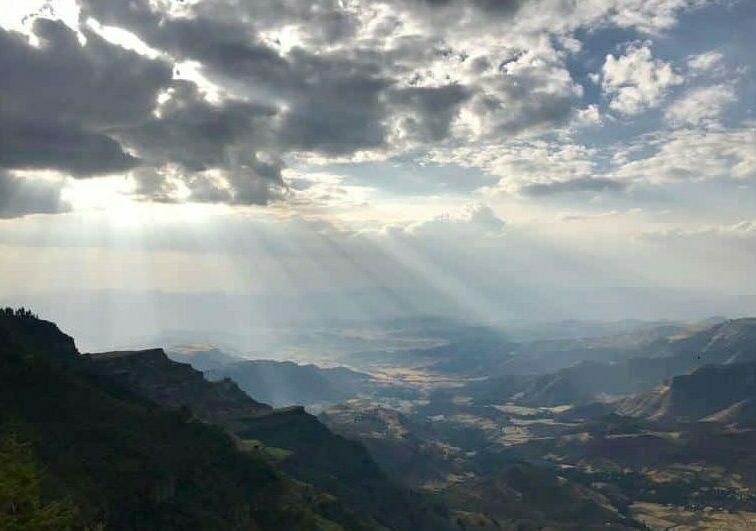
[1,0,755,347]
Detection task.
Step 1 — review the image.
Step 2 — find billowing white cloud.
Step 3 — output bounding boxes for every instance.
[612,125,756,183]
[665,84,736,127]
[601,43,683,115]
[427,140,602,195]
[687,50,724,73]
[403,203,506,238]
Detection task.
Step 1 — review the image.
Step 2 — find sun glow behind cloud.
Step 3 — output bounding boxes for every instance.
[0,0,755,344]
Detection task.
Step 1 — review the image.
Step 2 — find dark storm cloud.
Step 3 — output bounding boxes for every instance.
[277,50,391,155]
[390,84,470,142]
[0,19,170,128]
[520,177,627,196]
[0,121,139,176]
[418,0,523,15]
[0,14,287,205]
[80,0,396,156]
[117,81,275,173]
[119,82,284,205]
[192,0,359,44]
[0,18,169,176]
[0,171,70,219]
[6,0,690,213]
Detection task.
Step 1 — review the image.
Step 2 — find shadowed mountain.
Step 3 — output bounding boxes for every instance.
[86,349,450,531]
[466,318,756,407]
[320,402,460,489]
[616,361,756,423]
[86,349,273,423]
[0,311,382,531]
[1,310,462,530]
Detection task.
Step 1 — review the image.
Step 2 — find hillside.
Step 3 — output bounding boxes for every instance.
[86,349,273,423]
[467,319,756,408]
[85,349,450,530]
[320,401,460,489]
[616,361,756,423]
[0,311,371,530]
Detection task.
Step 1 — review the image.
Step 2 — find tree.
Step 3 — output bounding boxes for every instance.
[0,432,78,531]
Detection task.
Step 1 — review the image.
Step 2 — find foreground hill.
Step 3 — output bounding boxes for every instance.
[0,312,366,530]
[0,311,450,531]
[88,348,448,531]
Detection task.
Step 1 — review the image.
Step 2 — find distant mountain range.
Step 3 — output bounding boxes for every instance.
[167,345,372,408]
[616,361,756,424]
[463,318,756,407]
[165,344,243,371]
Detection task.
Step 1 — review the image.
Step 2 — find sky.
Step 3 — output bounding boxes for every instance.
[1,0,756,338]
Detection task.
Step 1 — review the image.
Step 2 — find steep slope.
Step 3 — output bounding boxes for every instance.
[616,361,756,422]
[469,319,756,408]
[86,349,451,531]
[86,349,273,423]
[320,402,460,489]
[207,359,370,407]
[702,398,756,424]
[0,312,364,531]
[653,318,756,364]
[464,362,637,408]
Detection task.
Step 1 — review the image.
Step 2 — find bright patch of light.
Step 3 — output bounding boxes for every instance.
[0,0,79,33]
[62,176,222,226]
[173,61,224,103]
[261,25,304,54]
[86,18,162,59]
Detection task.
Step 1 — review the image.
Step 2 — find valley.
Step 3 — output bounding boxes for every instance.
[163,316,756,529]
[4,311,756,530]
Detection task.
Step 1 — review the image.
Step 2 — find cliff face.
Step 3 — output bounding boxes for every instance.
[0,313,78,362]
[474,319,756,409]
[87,348,450,531]
[0,313,366,531]
[616,361,756,422]
[662,318,756,365]
[86,349,273,423]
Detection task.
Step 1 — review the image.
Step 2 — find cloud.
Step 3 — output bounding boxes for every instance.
[601,43,683,115]
[642,219,756,247]
[389,84,470,143]
[0,121,140,177]
[612,125,756,183]
[405,203,506,238]
[0,171,70,219]
[427,141,599,194]
[665,84,736,127]
[0,19,169,176]
[520,177,627,196]
[0,0,745,215]
[117,81,284,204]
[560,210,621,222]
[687,50,724,73]
[461,47,583,137]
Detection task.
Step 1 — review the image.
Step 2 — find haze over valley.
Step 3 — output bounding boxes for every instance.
[2,0,756,529]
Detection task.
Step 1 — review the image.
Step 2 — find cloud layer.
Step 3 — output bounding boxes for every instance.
[0,0,754,217]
